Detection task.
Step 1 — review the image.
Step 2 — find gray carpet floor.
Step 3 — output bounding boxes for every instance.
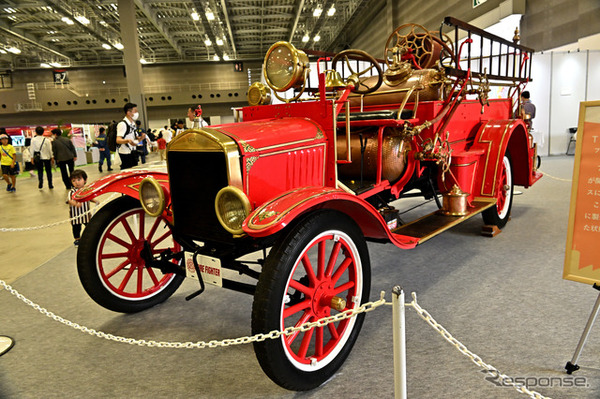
[2,155,599,398]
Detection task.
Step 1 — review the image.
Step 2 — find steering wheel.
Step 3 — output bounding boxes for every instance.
[331,49,383,95]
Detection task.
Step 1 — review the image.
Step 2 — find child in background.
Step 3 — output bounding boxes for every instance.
[67,169,98,245]
[0,133,17,192]
[22,138,36,178]
[156,132,166,161]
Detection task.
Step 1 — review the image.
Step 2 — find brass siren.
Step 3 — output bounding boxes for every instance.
[325,70,347,90]
[383,61,412,86]
[247,82,272,106]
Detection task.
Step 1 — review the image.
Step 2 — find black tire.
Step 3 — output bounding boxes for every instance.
[482,152,514,228]
[77,196,184,313]
[251,211,371,391]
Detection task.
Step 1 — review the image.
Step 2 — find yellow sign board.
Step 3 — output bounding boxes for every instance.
[564,101,600,284]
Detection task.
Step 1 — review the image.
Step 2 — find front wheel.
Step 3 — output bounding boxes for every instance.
[77,196,184,313]
[482,152,514,228]
[251,211,371,391]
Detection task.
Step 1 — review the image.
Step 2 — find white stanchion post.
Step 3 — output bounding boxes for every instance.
[392,286,407,399]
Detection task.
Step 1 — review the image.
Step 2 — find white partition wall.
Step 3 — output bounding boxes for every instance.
[587,51,600,101]
[549,51,588,155]
[528,52,551,156]
[528,50,598,156]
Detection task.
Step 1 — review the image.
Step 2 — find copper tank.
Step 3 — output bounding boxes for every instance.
[337,127,410,183]
[348,68,446,108]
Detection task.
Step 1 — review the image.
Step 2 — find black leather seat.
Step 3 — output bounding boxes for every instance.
[337,109,414,121]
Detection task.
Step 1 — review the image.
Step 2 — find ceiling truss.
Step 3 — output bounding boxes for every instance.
[0,0,378,69]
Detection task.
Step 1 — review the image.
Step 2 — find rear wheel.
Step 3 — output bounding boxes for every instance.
[251,211,371,391]
[482,152,514,228]
[77,196,184,313]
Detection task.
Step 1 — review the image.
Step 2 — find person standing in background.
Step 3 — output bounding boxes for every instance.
[1,133,17,192]
[30,126,53,189]
[135,120,148,164]
[116,103,142,170]
[520,91,536,130]
[22,138,36,178]
[163,125,173,143]
[94,127,112,172]
[187,104,210,128]
[156,132,166,161]
[51,128,77,189]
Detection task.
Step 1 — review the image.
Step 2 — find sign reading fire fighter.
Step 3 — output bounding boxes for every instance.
[184,253,223,287]
[564,101,600,285]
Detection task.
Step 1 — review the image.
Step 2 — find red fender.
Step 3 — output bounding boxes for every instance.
[243,186,417,249]
[73,169,169,202]
[471,119,533,200]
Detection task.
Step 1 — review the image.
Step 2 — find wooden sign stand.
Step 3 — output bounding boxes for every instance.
[563,101,600,374]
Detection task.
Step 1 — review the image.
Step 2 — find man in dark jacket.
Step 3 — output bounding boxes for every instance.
[51,128,78,189]
[94,127,112,172]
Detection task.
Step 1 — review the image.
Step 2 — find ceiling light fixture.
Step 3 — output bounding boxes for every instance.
[302,34,309,43]
[49,62,61,67]
[313,6,322,17]
[223,54,229,60]
[114,42,124,50]
[216,38,224,46]
[61,16,74,25]
[40,63,51,68]
[206,10,215,21]
[0,49,6,54]
[102,43,112,50]
[140,58,147,64]
[327,5,336,16]
[213,55,219,61]
[7,47,21,54]
[191,12,200,21]
[313,35,320,42]
[204,38,212,46]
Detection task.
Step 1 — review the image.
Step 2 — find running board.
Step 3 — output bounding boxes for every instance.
[392,200,496,245]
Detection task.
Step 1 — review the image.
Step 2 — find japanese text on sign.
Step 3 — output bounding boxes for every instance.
[564,102,600,285]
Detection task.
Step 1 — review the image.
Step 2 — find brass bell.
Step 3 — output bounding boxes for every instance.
[325,70,347,90]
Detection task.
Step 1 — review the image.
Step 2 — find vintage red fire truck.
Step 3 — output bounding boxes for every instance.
[75,17,541,390]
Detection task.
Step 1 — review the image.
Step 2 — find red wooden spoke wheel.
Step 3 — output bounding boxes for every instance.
[77,196,184,313]
[252,211,370,391]
[483,152,514,229]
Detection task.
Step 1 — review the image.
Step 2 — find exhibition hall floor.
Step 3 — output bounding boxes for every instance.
[2,155,600,398]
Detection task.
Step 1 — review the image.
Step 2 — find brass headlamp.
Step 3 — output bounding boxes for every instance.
[247,82,272,106]
[263,41,309,93]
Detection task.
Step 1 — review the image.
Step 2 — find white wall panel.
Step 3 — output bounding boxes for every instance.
[528,52,551,156]
[586,51,600,100]
[549,51,587,155]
